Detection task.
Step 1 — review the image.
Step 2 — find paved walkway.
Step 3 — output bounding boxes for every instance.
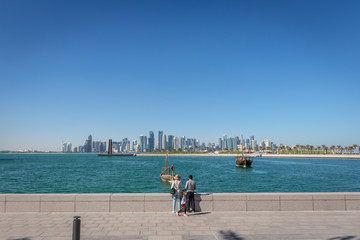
[1,211,359,240]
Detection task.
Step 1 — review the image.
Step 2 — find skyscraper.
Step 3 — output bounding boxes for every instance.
[158,130,163,151]
[139,135,147,152]
[162,134,167,151]
[122,138,130,152]
[226,138,233,150]
[235,136,240,146]
[251,140,257,149]
[181,136,186,150]
[132,140,137,152]
[264,139,271,148]
[174,136,180,151]
[232,138,238,150]
[222,134,228,149]
[62,142,72,152]
[168,135,174,151]
[84,135,92,152]
[148,131,154,152]
[92,140,106,153]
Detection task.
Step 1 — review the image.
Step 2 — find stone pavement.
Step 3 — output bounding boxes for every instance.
[0,211,359,240]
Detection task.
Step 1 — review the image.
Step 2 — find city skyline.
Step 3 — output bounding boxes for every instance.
[48,131,360,153]
[61,131,275,153]
[60,131,358,153]
[1,1,359,151]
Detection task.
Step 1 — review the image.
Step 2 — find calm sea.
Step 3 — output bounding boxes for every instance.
[0,153,359,193]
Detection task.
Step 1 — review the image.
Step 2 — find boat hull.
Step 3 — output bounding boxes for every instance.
[235,157,254,168]
[160,174,174,182]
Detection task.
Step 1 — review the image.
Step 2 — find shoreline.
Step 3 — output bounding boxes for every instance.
[2,152,360,159]
[137,153,360,159]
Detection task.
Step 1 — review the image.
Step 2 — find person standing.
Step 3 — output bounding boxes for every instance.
[185,175,196,212]
[180,190,188,217]
[171,174,182,216]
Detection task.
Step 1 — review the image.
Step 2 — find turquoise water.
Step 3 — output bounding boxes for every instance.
[0,154,359,193]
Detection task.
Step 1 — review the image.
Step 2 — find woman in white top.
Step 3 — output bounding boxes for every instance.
[171,174,182,216]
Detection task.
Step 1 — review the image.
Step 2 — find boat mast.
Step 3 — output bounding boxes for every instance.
[165,152,168,174]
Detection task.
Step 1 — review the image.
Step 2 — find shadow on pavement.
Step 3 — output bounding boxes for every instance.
[218,230,245,240]
[195,193,212,212]
[192,211,211,216]
[328,236,359,240]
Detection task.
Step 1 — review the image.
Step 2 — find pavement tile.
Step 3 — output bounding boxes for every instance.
[140,230,157,235]
[1,211,360,240]
[123,231,140,235]
[183,236,216,240]
[156,230,173,235]
[148,236,182,240]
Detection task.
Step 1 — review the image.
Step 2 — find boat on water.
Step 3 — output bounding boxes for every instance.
[160,153,176,182]
[235,155,254,168]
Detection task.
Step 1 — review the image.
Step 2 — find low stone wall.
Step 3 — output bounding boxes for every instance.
[0,193,359,213]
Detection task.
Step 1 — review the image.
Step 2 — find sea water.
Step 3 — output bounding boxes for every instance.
[0,153,359,193]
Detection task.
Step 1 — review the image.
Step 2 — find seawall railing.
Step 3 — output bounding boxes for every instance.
[0,193,359,213]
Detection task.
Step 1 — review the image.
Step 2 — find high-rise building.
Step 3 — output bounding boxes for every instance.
[235,136,240,145]
[132,140,137,152]
[264,139,270,148]
[92,140,106,153]
[168,135,174,151]
[100,141,106,152]
[222,135,228,149]
[139,135,147,152]
[174,136,180,151]
[62,142,72,152]
[158,130,163,150]
[162,134,167,150]
[112,141,121,152]
[78,146,84,152]
[84,135,92,152]
[148,131,154,152]
[122,138,130,152]
[226,138,233,150]
[251,140,257,149]
[232,138,238,150]
[181,136,186,150]
[134,143,140,153]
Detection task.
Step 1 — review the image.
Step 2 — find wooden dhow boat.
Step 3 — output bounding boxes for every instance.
[160,153,176,182]
[235,154,254,168]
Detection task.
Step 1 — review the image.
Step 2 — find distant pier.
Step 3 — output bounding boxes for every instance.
[98,139,136,157]
[98,153,136,157]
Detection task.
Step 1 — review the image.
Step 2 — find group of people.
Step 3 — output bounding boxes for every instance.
[170,174,196,216]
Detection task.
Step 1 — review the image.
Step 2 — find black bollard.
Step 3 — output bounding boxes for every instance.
[72,216,81,240]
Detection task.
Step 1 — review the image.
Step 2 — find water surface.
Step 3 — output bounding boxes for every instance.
[0,154,359,193]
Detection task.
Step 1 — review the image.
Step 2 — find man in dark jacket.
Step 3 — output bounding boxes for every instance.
[185,175,196,212]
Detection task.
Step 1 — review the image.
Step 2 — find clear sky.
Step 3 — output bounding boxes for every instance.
[1,0,359,151]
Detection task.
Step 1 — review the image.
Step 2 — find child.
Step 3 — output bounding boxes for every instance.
[180,190,188,216]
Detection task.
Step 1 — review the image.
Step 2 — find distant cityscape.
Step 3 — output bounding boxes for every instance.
[62,131,277,153]
[0,130,358,153]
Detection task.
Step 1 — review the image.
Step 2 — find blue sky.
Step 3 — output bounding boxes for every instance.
[1,0,359,151]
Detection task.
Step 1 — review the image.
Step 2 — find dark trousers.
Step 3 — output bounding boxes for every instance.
[187,192,195,212]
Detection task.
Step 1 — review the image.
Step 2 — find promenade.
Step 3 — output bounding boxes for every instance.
[1,211,360,240]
